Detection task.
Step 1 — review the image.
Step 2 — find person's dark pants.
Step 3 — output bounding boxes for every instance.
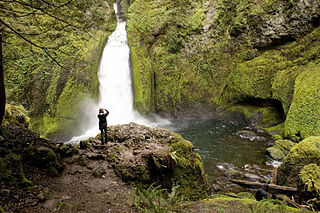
[100,127,108,144]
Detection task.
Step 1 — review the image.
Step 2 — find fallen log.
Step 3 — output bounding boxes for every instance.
[230,179,297,195]
[275,194,311,210]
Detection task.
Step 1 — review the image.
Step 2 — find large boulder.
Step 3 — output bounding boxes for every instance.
[285,66,320,139]
[102,122,210,200]
[0,126,68,189]
[277,136,320,186]
[266,139,296,161]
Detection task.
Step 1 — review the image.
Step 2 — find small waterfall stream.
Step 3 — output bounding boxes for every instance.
[67,4,168,144]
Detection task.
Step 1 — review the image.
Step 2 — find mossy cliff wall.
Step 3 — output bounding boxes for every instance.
[126,0,320,137]
[3,1,117,139]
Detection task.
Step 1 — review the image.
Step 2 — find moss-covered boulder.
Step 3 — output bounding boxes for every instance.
[284,65,320,139]
[277,136,320,186]
[101,122,210,200]
[28,139,64,175]
[0,153,32,188]
[0,125,69,188]
[2,104,30,128]
[297,164,320,210]
[266,139,296,161]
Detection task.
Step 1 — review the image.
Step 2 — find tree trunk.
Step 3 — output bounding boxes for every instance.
[0,27,5,126]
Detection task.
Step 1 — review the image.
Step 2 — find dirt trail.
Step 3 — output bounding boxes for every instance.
[23,145,138,213]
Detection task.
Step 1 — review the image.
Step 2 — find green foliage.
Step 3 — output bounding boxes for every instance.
[298,164,320,211]
[129,183,182,213]
[3,0,117,137]
[299,164,320,196]
[190,196,299,213]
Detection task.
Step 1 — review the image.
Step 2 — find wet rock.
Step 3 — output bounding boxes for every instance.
[85,152,105,160]
[79,140,93,150]
[76,155,89,167]
[92,167,106,178]
[236,130,267,142]
[225,169,241,179]
[266,139,296,161]
[56,144,77,158]
[244,173,261,182]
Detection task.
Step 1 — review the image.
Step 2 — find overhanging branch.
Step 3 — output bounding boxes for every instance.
[0,19,63,68]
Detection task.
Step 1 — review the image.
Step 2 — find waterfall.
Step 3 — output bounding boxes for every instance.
[66,4,168,144]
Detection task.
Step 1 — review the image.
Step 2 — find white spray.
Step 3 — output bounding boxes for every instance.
[66,4,168,144]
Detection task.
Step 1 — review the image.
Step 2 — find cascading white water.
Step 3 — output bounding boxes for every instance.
[66,4,168,144]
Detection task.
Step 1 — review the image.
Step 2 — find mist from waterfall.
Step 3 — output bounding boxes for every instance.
[66,4,168,144]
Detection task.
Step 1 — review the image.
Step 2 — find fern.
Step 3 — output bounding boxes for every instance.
[130,183,182,213]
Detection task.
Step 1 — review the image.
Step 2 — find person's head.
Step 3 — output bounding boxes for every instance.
[99,108,104,113]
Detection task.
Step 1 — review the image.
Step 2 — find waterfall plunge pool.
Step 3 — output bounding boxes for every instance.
[163,119,274,189]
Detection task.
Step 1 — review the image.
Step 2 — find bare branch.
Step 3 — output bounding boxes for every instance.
[7,0,83,29]
[0,19,63,68]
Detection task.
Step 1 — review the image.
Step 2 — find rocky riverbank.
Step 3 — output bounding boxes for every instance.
[1,122,319,212]
[0,123,209,212]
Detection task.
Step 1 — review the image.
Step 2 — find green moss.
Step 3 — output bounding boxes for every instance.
[182,196,299,212]
[299,164,320,196]
[169,134,210,200]
[227,104,283,127]
[125,0,320,143]
[29,145,64,175]
[265,123,285,137]
[0,153,32,188]
[3,104,30,127]
[266,139,296,161]
[277,136,320,186]
[298,164,320,210]
[284,63,320,138]
[228,51,284,99]
[5,2,116,138]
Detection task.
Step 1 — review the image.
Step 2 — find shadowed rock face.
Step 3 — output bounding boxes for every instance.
[98,122,210,200]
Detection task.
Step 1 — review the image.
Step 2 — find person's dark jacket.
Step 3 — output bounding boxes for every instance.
[98,110,109,130]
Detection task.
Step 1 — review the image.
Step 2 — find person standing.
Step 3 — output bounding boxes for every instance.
[98,108,109,144]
